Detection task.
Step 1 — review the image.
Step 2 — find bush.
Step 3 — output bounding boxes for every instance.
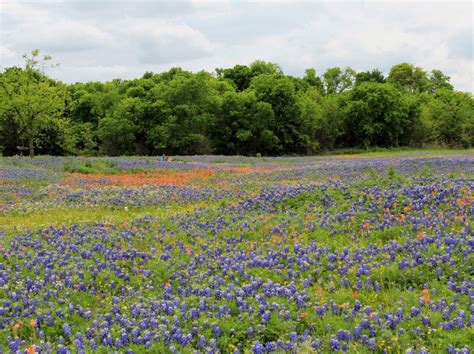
[63,159,119,174]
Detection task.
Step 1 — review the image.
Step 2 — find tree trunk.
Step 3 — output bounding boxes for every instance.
[28,135,34,158]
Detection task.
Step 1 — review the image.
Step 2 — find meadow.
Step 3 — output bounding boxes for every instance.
[0,151,472,353]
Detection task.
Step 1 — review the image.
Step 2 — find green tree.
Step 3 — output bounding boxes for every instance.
[428,69,453,93]
[355,69,385,85]
[212,90,276,155]
[297,87,323,153]
[216,65,252,91]
[147,71,220,154]
[303,68,324,93]
[0,50,67,157]
[216,61,282,91]
[344,82,410,148]
[250,73,309,154]
[98,115,137,156]
[97,97,146,155]
[323,67,356,94]
[319,93,346,150]
[63,122,98,155]
[420,90,474,147]
[387,63,430,93]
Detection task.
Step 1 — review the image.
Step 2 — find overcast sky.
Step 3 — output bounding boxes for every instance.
[1,0,473,91]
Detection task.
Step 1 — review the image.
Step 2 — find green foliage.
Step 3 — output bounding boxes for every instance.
[323,67,356,94]
[250,73,311,154]
[63,159,119,174]
[63,122,98,155]
[1,53,472,156]
[0,50,68,157]
[212,90,277,154]
[343,82,413,148]
[98,115,137,156]
[387,63,431,93]
[428,69,453,93]
[303,68,324,92]
[355,69,385,85]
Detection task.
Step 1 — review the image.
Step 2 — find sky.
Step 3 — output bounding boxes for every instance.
[1,0,473,92]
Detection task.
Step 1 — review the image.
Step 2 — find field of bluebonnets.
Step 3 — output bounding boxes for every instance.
[0,151,473,353]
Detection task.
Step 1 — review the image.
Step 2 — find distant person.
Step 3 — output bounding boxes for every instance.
[161,153,172,162]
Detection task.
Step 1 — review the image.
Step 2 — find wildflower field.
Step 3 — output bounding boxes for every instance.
[0,152,472,353]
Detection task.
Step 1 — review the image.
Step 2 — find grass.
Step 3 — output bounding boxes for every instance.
[0,200,219,236]
[62,159,120,174]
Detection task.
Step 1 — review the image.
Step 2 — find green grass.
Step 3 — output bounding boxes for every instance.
[0,200,218,236]
[63,159,120,174]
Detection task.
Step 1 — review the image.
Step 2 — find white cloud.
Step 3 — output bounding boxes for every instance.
[0,1,472,91]
[123,20,215,64]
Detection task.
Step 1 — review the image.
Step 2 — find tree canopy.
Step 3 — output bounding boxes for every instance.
[0,52,472,156]
[0,50,67,156]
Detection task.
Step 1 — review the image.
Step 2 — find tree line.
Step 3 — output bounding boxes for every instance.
[1,50,473,157]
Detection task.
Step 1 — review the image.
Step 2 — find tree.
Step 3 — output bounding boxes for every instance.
[303,68,324,92]
[0,50,67,157]
[387,63,430,93]
[323,67,356,95]
[212,90,276,155]
[97,97,148,155]
[147,71,219,154]
[1,57,469,157]
[344,82,411,148]
[296,87,324,153]
[216,65,252,91]
[420,90,474,147]
[216,61,282,91]
[355,69,385,85]
[318,93,346,150]
[250,74,309,154]
[428,69,453,93]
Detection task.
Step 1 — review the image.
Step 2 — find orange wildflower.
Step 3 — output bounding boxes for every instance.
[29,319,37,328]
[226,167,271,173]
[27,345,37,354]
[421,289,429,295]
[64,169,216,188]
[422,295,431,303]
[164,281,171,287]
[456,198,471,207]
[12,321,23,333]
[299,312,308,319]
[315,287,325,296]
[352,292,359,299]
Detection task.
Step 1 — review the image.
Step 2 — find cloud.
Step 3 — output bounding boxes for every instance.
[0,1,472,92]
[124,20,215,64]
[204,1,473,91]
[14,20,115,53]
